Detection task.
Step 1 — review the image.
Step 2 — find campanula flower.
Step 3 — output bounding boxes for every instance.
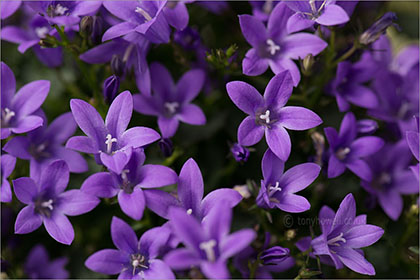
[103,75,120,104]
[25,244,69,279]
[227,71,322,161]
[66,91,160,174]
[13,160,99,244]
[81,148,177,220]
[324,112,384,181]
[1,154,16,203]
[239,2,327,85]
[3,112,88,179]
[85,216,174,279]
[1,62,49,140]
[285,0,350,33]
[164,201,256,279]
[230,143,250,162]
[133,63,206,138]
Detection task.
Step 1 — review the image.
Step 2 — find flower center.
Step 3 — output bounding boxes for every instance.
[47,4,69,17]
[268,181,282,196]
[105,134,117,154]
[30,143,50,160]
[199,239,217,262]
[186,208,193,215]
[266,39,280,56]
[35,198,54,217]
[335,147,351,160]
[135,7,152,22]
[259,110,271,124]
[130,254,148,275]
[327,232,347,246]
[1,108,15,126]
[35,27,49,39]
[164,102,179,115]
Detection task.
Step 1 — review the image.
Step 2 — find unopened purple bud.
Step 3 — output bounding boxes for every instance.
[231,143,250,162]
[357,119,378,135]
[103,75,120,104]
[360,12,398,45]
[174,27,201,51]
[159,138,174,157]
[91,16,103,45]
[111,55,124,77]
[260,246,290,265]
[80,16,94,38]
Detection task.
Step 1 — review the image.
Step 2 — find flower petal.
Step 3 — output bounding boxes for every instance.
[15,205,42,234]
[158,117,179,138]
[263,71,294,110]
[13,80,50,117]
[200,188,242,218]
[315,4,349,26]
[102,22,136,42]
[118,187,146,221]
[238,116,265,146]
[142,259,175,280]
[336,248,376,276]
[43,212,75,245]
[176,69,205,103]
[13,177,38,204]
[111,216,138,253]
[58,190,99,216]
[280,163,321,193]
[287,12,314,33]
[220,229,256,260]
[265,125,291,161]
[81,172,118,198]
[346,159,372,181]
[242,48,269,76]
[238,15,267,47]
[105,91,133,138]
[226,81,264,115]
[164,248,201,270]
[345,225,384,248]
[39,160,69,194]
[178,158,203,214]
[277,193,310,213]
[278,106,322,130]
[350,136,384,158]
[85,249,128,275]
[282,33,327,60]
[177,104,206,125]
[100,150,131,174]
[144,189,180,219]
[1,62,16,108]
[120,127,160,148]
[138,164,177,188]
[327,154,346,178]
[12,116,43,134]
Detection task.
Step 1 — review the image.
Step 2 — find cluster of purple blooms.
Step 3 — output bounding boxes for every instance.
[1,1,418,279]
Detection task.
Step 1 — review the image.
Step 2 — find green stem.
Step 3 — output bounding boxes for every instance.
[334,43,359,65]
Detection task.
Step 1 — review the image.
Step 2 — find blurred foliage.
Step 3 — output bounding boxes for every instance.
[1,1,419,279]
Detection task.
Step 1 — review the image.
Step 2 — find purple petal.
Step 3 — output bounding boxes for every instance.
[269,58,301,86]
[164,248,201,270]
[350,136,384,157]
[200,188,242,218]
[282,33,327,60]
[142,259,175,280]
[319,205,335,235]
[118,187,146,221]
[332,193,356,233]
[345,225,384,248]
[3,136,31,159]
[66,136,98,154]
[150,62,175,99]
[139,226,171,258]
[324,127,339,149]
[178,158,203,214]
[1,179,12,203]
[268,2,294,40]
[45,112,77,144]
[43,212,74,245]
[158,117,179,138]
[1,128,11,140]
[346,159,372,181]
[105,91,133,137]
[287,13,315,33]
[169,207,205,251]
[13,80,50,117]
[39,160,69,194]
[338,112,357,144]
[345,85,379,109]
[101,150,130,174]
[226,81,264,115]
[144,189,180,219]
[1,62,16,108]
[164,2,189,31]
[81,172,118,198]
[406,131,419,161]
[138,164,177,188]
[102,22,136,42]
[13,177,38,204]
[80,40,126,64]
[242,48,269,76]
[85,249,128,275]
[176,69,205,103]
[262,148,285,183]
[202,201,231,241]
[336,248,375,276]
[280,163,321,193]
[278,193,310,213]
[378,189,403,221]
[1,26,29,44]
[58,190,99,216]
[11,116,43,134]
[15,205,42,234]
[54,147,88,173]
[263,71,294,110]
[394,170,419,194]
[133,93,160,116]
[120,127,160,148]
[238,116,265,146]
[315,4,349,26]
[111,216,138,253]
[177,104,206,125]
[220,229,256,260]
[1,0,21,19]
[327,154,346,178]
[278,106,322,130]
[266,126,291,161]
[200,260,230,279]
[238,15,267,47]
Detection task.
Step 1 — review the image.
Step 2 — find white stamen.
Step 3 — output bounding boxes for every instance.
[35,27,49,39]
[262,0,273,14]
[105,134,117,154]
[54,4,68,16]
[135,7,152,22]
[327,232,346,246]
[121,169,130,182]
[336,147,351,160]
[309,0,317,14]
[164,102,179,114]
[2,108,15,124]
[41,199,54,211]
[268,181,282,196]
[123,44,134,63]
[259,110,271,124]
[186,208,193,215]
[266,39,280,56]
[199,239,217,262]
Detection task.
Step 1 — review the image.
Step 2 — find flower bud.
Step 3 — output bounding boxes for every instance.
[357,119,378,135]
[158,138,174,158]
[230,143,250,162]
[111,55,124,77]
[80,16,94,38]
[103,75,120,104]
[260,246,291,265]
[233,185,251,199]
[360,12,398,45]
[91,16,103,44]
[303,54,314,73]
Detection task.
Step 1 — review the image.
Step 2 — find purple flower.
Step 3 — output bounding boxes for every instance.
[1,62,49,140]
[227,71,322,161]
[133,63,206,138]
[1,154,16,203]
[144,158,242,221]
[285,0,350,33]
[85,216,174,279]
[3,112,88,180]
[359,12,398,45]
[324,112,384,181]
[328,54,379,112]
[163,0,191,31]
[164,201,256,279]
[102,0,170,44]
[103,74,120,104]
[249,1,280,22]
[357,119,378,135]
[13,160,99,245]
[0,0,21,19]
[230,143,250,162]
[66,91,160,174]
[239,2,327,86]
[81,148,177,220]
[257,149,320,212]
[310,194,384,275]
[25,244,69,279]
[406,116,419,181]
[1,14,63,67]
[361,141,419,220]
